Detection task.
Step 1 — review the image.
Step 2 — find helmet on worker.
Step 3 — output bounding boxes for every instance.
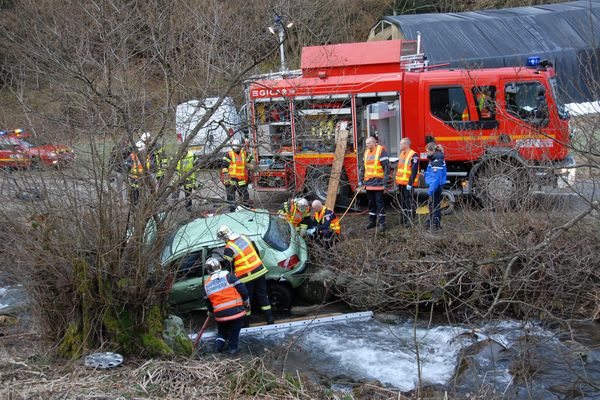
[217,225,240,242]
[294,197,309,213]
[204,257,222,274]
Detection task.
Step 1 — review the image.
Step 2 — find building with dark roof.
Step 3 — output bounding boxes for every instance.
[368,0,600,102]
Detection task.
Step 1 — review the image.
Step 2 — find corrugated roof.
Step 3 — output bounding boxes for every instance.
[381,0,600,102]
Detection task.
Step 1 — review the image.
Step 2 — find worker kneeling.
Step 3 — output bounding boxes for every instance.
[279,197,311,236]
[203,257,250,355]
[307,200,340,247]
[218,225,275,327]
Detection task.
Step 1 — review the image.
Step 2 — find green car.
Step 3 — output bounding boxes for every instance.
[162,208,308,313]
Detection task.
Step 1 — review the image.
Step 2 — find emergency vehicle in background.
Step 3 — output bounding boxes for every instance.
[176,97,244,156]
[244,38,575,207]
[0,129,74,169]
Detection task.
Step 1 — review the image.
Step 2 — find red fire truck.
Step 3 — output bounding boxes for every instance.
[245,39,574,207]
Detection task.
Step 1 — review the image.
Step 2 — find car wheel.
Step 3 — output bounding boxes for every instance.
[267,282,292,310]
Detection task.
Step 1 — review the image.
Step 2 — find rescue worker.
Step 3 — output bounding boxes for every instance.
[358,135,390,232]
[279,197,311,235]
[153,144,170,186]
[424,142,447,231]
[476,88,493,119]
[176,149,197,212]
[395,138,420,227]
[126,140,153,206]
[222,140,252,211]
[218,225,274,326]
[203,257,250,355]
[309,200,340,247]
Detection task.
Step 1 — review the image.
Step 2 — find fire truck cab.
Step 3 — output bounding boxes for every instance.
[245,39,574,207]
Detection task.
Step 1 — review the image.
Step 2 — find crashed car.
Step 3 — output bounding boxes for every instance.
[3,129,74,167]
[162,208,308,313]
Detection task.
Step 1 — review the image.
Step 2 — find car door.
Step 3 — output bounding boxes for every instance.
[167,249,208,313]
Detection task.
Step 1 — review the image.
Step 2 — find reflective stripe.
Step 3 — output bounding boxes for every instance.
[228,150,248,183]
[205,273,244,316]
[364,145,384,180]
[395,149,419,186]
[260,305,272,311]
[314,207,341,234]
[238,266,267,284]
[227,236,264,279]
[213,298,244,312]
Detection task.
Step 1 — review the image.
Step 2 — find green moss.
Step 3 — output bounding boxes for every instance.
[58,322,83,359]
[137,304,173,356]
[102,308,134,351]
[173,334,193,356]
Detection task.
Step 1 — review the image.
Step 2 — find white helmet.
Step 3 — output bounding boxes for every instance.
[295,197,309,213]
[141,132,152,141]
[205,257,221,273]
[217,225,239,242]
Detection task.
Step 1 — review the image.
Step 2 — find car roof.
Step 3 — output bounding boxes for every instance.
[162,209,272,265]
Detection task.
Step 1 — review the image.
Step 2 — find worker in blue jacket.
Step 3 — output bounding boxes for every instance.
[424,142,447,230]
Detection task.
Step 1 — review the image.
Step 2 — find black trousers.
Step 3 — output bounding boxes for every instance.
[226,181,250,211]
[215,316,244,352]
[367,189,385,225]
[428,187,443,227]
[398,185,416,224]
[244,276,273,323]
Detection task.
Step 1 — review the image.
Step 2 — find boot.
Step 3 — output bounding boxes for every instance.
[264,309,275,325]
[365,216,376,230]
[378,223,386,233]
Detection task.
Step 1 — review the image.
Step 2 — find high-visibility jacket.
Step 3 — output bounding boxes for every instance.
[395,149,420,186]
[279,200,310,231]
[461,107,469,121]
[225,235,267,283]
[128,152,143,180]
[176,151,196,190]
[204,271,247,322]
[222,149,250,185]
[314,206,341,234]
[154,147,169,178]
[477,93,492,119]
[364,145,385,180]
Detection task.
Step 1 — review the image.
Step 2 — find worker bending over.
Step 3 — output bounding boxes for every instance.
[218,226,274,326]
[358,136,390,232]
[203,257,249,355]
[279,197,311,235]
[222,141,252,211]
[308,200,340,247]
[395,138,420,227]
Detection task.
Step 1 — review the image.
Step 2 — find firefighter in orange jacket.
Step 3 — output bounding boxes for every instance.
[222,141,252,211]
[279,197,311,235]
[203,257,249,354]
[309,200,340,247]
[218,225,274,326]
[395,138,420,227]
[358,136,390,232]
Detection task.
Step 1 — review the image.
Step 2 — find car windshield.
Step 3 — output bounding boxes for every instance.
[263,216,291,251]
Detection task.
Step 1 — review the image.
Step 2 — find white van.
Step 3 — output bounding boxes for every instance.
[175,97,243,155]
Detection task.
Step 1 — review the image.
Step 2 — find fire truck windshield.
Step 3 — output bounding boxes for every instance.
[549,77,569,120]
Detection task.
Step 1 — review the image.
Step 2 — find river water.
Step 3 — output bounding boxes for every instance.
[227,316,600,398]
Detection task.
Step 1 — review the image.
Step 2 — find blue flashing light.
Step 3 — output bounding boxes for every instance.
[0,130,6,136]
[527,56,541,67]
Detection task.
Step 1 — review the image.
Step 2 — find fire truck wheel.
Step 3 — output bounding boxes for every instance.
[472,157,530,209]
[440,191,455,215]
[305,166,330,202]
[267,282,293,310]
